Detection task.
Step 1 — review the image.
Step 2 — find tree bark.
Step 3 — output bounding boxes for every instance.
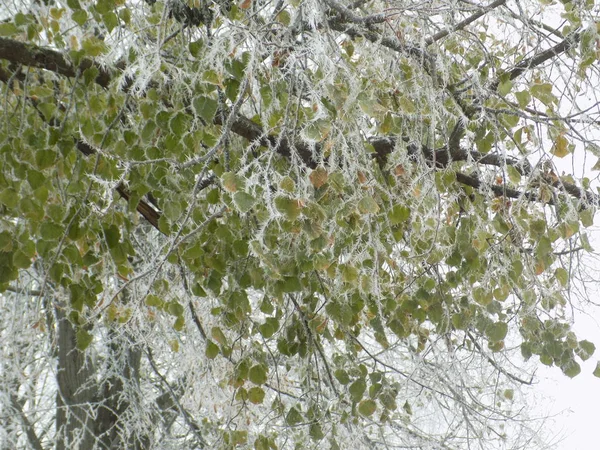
[55,308,95,450]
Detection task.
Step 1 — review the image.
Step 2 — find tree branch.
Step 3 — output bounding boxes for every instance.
[323,0,387,25]
[490,31,581,89]
[9,394,44,450]
[425,0,508,45]
[456,171,547,203]
[0,37,114,88]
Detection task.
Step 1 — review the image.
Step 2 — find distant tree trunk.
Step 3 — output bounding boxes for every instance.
[55,307,95,450]
[95,331,148,449]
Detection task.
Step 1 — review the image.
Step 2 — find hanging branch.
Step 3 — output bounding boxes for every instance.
[0,34,596,215]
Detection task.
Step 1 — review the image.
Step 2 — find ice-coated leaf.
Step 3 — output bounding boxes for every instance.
[247,387,265,404]
[551,134,570,158]
[486,322,508,342]
[76,328,93,351]
[205,340,219,359]
[275,197,302,221]
[248,364,268,385]
[349,379,366,402]
[358,195,379,214]
[285,407,303,426]
[233,192,255,213]
[358,399,377,416]
[594,362,600,378]
[193,96,218,123]
[309,167,328,188]
[561,360,581,378]
[577,340,595,361]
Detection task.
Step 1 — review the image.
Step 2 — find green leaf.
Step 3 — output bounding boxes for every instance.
[275,197,302,221]
[334,369,351,385]
[507,166,521,184]
[594,361,600,378]
[189,39,204,57]
[167,302,184,316]
[358,195,379,214]
[580,209,594,227]
[40,222,64,241]
[230,430,247,446]
[554,267,568,287]
[358,399,377,416]
[205,340,220,359]
[81,37,107,57]
[76,328,93,351]
[285,407,303,426]
[145,295,163,307]
[193,96,218,123]
[309,423,325,441]
[349,379,366,402]
[203,69,221,85]
[248,387,265,404]
[222,172,243,192]
[170,112,190,136]
[0,23,19,37]
[141,121,156,142]
[561,360,581,378]
[254,435,271,450]
[233,192,255,213]
[486,322,508,342]
[276,10,291,26]
[304,119,331,141]
[498,79,513,96]
[12,250,32,269]
[282,276,301,293]
[397,96,416,113]
[515,90,531,108]
[173,316,185,331]
[530,82,556,106]
[576,340,595,361]
[389,204,410,224]
[0,189,19,208]
[211,326,228,345]
[102,12,118,32]
[248,364,268,385]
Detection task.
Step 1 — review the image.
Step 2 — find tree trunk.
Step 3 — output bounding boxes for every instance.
[95,333,149,449]
[55,308,96,450]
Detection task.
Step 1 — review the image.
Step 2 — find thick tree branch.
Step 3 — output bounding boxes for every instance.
[490,31,581,89]
[456,171,546,203]
[0,37,114,88]
[323,0,387,25]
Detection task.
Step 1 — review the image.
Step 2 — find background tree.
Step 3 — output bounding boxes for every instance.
[1,0,600,448]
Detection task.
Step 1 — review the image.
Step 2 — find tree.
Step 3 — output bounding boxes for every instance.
[1,0,599,448]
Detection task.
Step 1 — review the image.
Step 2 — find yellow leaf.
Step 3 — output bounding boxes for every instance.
[551,134,570,158]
